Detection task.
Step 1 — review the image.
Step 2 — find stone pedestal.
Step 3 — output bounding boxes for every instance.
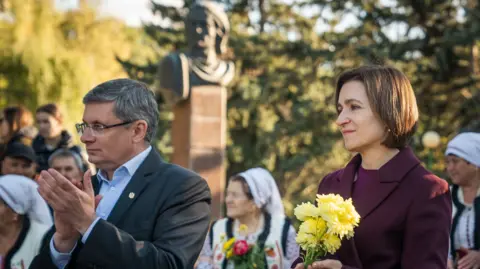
[171,85,226,218]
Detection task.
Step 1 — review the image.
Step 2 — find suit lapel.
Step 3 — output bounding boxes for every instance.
[334,154,361,199]
[354,174,399,219]
[331,154,362,267]
[350,147,420,219]
[106,149,163,225]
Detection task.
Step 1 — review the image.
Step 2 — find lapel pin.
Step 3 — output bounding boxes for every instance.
[129,192,135,199]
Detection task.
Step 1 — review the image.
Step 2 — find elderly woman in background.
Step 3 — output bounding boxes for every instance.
[0,175,52,269]
[196,167,299,269]
[445,132,480,269]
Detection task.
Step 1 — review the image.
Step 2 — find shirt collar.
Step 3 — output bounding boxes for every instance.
[97,146,152,183]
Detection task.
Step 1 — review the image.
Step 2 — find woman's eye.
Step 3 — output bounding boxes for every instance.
[351,105,360,110]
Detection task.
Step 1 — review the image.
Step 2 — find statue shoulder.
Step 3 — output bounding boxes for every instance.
[159,53,183,72]
[158,52,191,104]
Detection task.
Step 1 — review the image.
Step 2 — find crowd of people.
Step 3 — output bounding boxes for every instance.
[0,65,478,269]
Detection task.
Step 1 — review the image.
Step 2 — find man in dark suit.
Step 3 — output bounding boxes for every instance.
[33,78,212,268]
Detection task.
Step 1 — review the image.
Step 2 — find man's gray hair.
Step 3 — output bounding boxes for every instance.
[48,149,86,172]
[83,79,160,143]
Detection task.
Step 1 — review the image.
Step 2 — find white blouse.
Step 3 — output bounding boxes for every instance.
[453,205,475,250]
[195,216,299,269]
[450,186,480,261]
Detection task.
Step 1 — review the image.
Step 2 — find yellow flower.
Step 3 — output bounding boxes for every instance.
[296,231,317,249]
[294,202,321,221]
[219,233,226,242]
[223,237,236,251]
[294,194,360,265]
[226,248,234,259]
[316,194,343,222]
[315,195,360,239]
[322,233,341,254]
[325,199,360,238]
[239,224,248,236]
[316,194,344,207]
[296,218,327,249]
[298,218,316,235]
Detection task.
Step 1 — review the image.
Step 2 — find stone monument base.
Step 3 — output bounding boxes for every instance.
[171,85,226,219]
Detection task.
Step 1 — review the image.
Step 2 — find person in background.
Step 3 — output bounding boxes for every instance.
[1,142,38,180]
[292,65,451,269]
[48,149,86,183]
[33,103,83,172]
[0,174,53,269]
[0,106,37,158]
[445,132,480,269]
[196,167,299,269]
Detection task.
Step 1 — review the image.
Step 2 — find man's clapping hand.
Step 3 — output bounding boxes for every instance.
[38,169,102,252]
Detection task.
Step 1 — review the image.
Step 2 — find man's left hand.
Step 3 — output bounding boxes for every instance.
[38,169,97,235]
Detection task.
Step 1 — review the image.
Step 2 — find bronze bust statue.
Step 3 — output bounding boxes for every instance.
[158,1,235,104]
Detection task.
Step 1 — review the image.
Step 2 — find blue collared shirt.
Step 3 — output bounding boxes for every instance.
[50,146,152,268]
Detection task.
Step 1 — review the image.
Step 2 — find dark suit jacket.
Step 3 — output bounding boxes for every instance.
[291,147,452,269]
[30,148,212,269]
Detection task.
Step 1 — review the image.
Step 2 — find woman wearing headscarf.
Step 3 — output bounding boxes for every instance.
[196,167,299,269]
[445,132,480,269]
[0,175,53,269]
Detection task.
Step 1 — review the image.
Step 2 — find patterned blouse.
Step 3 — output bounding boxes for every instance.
[195,216,299,269]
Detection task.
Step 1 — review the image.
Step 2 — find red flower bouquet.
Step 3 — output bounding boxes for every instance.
[223,237,265,269]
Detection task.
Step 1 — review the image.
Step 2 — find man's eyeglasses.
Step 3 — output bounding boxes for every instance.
[75,121,133,136]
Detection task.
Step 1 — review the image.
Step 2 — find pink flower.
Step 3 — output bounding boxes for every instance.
[233,240,249,256]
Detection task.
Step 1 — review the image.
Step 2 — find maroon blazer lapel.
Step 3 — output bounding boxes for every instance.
[333,153,360,199]
[327,154,363,268]
[353,147,420,219]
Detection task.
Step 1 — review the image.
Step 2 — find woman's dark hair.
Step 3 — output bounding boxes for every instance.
[228,175,254,200]
[36,103,63,123]
[2,106,34,140]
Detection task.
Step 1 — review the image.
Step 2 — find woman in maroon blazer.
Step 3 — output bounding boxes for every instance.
[292,65,452,269]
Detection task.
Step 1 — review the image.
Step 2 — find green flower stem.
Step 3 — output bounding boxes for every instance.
[303,247,326,267]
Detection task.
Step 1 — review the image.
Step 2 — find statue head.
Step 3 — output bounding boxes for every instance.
[185,1,230,58]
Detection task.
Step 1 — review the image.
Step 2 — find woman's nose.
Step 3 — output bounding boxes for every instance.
[336,111,350,127]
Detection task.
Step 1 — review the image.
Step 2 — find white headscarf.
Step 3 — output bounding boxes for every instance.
[0,175,53,226]
[237,167,285,216]
[445,132,480,167]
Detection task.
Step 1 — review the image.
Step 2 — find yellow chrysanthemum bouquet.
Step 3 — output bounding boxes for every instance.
[294,194,360,267]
